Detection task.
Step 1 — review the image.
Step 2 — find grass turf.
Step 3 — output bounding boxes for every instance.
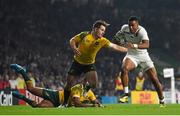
[0,104,180,115]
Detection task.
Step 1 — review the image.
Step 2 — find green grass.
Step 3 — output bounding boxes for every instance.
[0,104,180,115]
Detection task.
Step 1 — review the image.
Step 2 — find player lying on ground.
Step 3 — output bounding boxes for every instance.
[10,64,103,108]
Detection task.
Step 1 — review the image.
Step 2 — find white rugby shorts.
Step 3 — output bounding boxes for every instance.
[123,53,154,71]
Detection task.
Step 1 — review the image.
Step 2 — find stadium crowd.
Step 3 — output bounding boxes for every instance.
[1,0,180,96]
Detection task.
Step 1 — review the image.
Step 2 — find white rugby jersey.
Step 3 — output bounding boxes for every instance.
[121,24,149,55]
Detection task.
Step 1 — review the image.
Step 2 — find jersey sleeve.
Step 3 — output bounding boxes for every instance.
[103,38,111,48]
[86,90,96,101]
[121,24,129,31]
[139,28,149,40]
[73,31,89,42]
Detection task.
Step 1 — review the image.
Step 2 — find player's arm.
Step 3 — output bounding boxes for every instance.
[86,90,104,107]
[91,99,104,107]
[126,27,150,49]
[72,96,98,107]
[109,43,128,53]
[125,40,149,49]
[70,36,81,56]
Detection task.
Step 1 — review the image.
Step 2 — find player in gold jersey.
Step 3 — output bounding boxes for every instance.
[10,64,102,108]
[67,82,102,107]
[64,20,128,104]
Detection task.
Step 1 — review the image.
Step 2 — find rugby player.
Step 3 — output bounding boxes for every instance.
[10,64,103,108]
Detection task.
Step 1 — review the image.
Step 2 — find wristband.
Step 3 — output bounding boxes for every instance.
[133,44,138,48]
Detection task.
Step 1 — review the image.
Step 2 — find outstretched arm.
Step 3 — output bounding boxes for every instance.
[91,99,104,107]
[109,43,128,53]
[72,97,99,107]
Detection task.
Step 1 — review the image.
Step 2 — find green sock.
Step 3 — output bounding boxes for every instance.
[63,89,70,105]
[12,91,37,107]
[23,97,37,107]
[20,71,31,81]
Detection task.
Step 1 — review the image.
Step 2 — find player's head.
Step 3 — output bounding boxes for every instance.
[92,20,110,38]
[128,16,140,34]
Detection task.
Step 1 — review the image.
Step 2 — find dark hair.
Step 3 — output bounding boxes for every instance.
[128,16,140,23]
[93,20,110,29]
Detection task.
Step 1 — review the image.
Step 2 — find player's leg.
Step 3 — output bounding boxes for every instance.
[10,64,30,81]
[119,57,136,103]
[64,74,79,105]
[141,54,165,107]
[145,67,165,106]
[83,63,98,89]
[12,91,38,107]
[121,57,136,93]
[64,60,82,105]
[10,64,44,97]
[83,63,99,99]
[65,74,78,91]
[84,70,99,101]
[36,100,54,108]
[84,71,98,89]
[13,91,54,108]
[14,76,60,107]
[26,81,44,98]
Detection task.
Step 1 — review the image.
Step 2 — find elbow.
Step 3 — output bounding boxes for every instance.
[70,38,76,49]
[123,47,128,52]
[70,38,73,45]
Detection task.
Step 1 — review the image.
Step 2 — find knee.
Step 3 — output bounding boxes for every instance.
[27,85,34,92]
[25,81,35,92]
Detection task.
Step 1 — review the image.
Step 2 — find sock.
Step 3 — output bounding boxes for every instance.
[22,96,34,105]
[12,91,25,99]
[124,87,129,94]
[63,89,70,105]
[20,71,31,81]
[159,96,165,102]
[12,91,36,106]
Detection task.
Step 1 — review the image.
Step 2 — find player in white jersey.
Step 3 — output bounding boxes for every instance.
[116,16,165,107]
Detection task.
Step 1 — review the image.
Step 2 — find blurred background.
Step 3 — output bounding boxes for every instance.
[0,0,180,102]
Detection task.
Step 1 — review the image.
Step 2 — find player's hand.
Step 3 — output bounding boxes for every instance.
[57,105,66,108]
[92,103,99,107]
[73,48,81,56]
[125,42,134,49]
[92,103,105,108]
[99,104,105,108]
